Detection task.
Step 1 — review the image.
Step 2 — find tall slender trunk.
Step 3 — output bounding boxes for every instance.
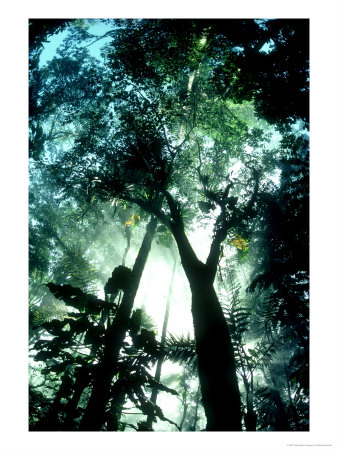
[106,378,127,431]
[62,368,90,430]
[284,364,299,430]
[178,370,189,431]
[191,280,241,430]
[122,226,131,266]
[170,223,242,431]
[145,254,176,429]
[243,380,257,431]
[270,389,290,431]
[79,216,158,431]
[35,368,73,430]
[190,386,201,431]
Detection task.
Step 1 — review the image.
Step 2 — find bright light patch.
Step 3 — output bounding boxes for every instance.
[259,39,275,54]
[244,144,254,154]
[269,168,281,186]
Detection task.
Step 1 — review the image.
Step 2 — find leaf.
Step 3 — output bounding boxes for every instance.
[66,316,91,334]
[34,349,60,361]
[229,234,248,250]
[46,283,88,311]
[47,282,116,313]
[198,201,214,213]
[40,319,65,336]
[42,360,72,374]
[147,378,178,397]
[125,213,141,227]
[105,266,133,294]
[129,308,142,335]
[84,326,103,347]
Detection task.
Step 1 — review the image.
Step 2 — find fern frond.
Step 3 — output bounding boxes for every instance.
[163,334,197,370]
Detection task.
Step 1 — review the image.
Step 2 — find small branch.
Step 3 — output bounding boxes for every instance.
[121,226,131,266]
[195,138,210,200]
[205,180,234,277]
[123,193,171,229]
[244,169,260,218]
[163,190,182,226]
[82,28,126,48]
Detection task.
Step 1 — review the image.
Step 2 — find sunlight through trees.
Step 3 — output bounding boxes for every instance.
[29,18,309,432]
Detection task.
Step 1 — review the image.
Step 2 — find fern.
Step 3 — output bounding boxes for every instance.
[223,293,251,346]
[164,334,197,370]
[54,244,100,294]
[249,339,284,370]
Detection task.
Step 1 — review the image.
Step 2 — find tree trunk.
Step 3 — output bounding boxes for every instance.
[244,389,257,431]
[62,368,90,430]
[270,389,290,431]
[170,222,242,431]
[79,216,158,431]
[179,375,189,431]
[284,363,299,430]
[145,254,176,429]
[35,368,73,430]
[106,379,127,431]
[191,278,242,430]
[190,386,201,431]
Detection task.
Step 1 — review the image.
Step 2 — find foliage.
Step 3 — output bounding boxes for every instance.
[164,334,198,370]
[30,278,178,431]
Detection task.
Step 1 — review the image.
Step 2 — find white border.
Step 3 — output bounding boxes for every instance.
[1,1,338,449]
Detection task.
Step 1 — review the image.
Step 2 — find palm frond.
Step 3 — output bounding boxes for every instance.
[164,333,197,370]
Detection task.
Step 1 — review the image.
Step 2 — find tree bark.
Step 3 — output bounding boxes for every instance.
[170,222,242,431]
[270,389,290,431]
[284,364,299,430]
[191,277,242,430]
[79,216,158,431]
[244,387,257,431]
[35,368,73,431]
[62,367,90,430]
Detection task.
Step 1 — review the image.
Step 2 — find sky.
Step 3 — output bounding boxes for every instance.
[39,20,114,67]
[1,2,338,449]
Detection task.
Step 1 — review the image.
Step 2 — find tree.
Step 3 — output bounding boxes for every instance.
[79,215,158,430]
[145,247,176,429]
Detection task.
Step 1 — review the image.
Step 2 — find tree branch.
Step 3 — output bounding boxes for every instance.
[206,213,229,280]
[205,180,234,278]
[122,193,171,229]
[163,190,183,226]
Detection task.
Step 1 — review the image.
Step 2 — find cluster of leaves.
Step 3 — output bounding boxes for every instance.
[223,279,283,375]
[164,333,198,370]
[247,132,309,415]
[29,277,182,431]
[220,248,308,431]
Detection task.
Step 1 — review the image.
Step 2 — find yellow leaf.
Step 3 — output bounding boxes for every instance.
[230,235,248,250]
[125,214,141,227]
